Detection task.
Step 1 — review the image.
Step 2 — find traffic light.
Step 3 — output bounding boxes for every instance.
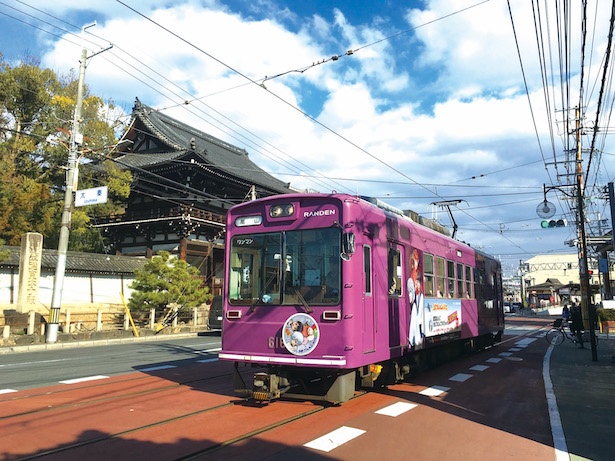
[540,219,567,228]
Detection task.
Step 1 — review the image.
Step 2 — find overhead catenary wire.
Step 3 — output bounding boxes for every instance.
[3,0,612,262]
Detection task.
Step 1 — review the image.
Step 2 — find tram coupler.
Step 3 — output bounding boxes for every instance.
[252,372,290,402]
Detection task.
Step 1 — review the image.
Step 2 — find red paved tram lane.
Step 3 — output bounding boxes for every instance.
[0,317,560,460]
[197,317,556,460]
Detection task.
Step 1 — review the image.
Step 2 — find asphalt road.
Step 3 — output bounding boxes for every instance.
[0,335,222,391]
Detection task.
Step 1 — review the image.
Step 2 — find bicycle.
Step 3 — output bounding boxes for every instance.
[545,318,598,346]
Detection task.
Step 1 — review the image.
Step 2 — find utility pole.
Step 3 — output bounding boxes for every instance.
[518,260,525,307]
[45,48,87,344]
[575,106,598,361]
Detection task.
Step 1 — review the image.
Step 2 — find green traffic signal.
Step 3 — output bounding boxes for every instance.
[540,219,567,228]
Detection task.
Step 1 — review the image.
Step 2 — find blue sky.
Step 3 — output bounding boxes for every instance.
[2,0,615,276]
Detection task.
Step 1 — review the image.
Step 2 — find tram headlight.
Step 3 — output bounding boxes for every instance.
[269,203,294,218]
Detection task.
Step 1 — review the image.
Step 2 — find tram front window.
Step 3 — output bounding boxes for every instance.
[228,228,341,305]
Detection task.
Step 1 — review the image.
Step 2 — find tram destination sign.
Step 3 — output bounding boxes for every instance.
[75,186,108,207]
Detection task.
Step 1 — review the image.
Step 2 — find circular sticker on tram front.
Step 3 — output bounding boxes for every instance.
[282,313,320,356]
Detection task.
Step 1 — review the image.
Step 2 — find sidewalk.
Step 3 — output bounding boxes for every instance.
[549,333,615,461]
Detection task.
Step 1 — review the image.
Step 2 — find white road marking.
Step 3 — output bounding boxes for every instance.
[196,358,218,363]
[543,344,569,461]
[139,365,177,372]
[469,364,489,371]
[486,358,502,363]
[59,375,109,384]
[449,373,473,382]
[303,426,366,452]
[0,389,17,394]
[505,325,543,331]
[0,357,76,369]
[516,337,538,347]
[194,347,222,353]
[375,402,417,417]
[508,347,522,352]
[419,385,450,397]
[499,352,513,357]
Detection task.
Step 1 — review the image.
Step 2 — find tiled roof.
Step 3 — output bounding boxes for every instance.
[0,247,148,275]
[115,98,292,195]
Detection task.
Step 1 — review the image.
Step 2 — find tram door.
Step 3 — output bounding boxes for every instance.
[362,244,375,353]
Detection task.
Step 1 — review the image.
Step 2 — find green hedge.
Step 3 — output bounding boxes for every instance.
[597,307,615,322]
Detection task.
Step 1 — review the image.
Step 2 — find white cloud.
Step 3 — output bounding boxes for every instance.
[10,0,611,268]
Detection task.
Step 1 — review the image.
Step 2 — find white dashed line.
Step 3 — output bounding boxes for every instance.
[59,375,109,384]
[139,365,177,372]
[194,347,222,354]
[499,352,513,357]
[196,358,218,363]
[486,357,502,363]
[303,426,366,452]
[469,364,489,372]
[508,347,522,352]
[375,402,417,417]
[419,385,450,397]
[449,373,473,382]
[0,389,17,394]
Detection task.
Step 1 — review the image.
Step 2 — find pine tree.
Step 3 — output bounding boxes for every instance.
[128,251,212,314]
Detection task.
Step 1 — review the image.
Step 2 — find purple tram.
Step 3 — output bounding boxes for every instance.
[218,193,504,403]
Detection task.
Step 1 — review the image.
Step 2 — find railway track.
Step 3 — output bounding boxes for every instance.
[0,318,554,461]
[0,357,362,461]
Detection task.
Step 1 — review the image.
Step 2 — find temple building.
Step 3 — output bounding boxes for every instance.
[97,98,293,296]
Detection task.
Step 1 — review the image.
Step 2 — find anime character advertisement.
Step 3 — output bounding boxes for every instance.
[424,299,462,337]
[407,249,425,349]
[282,313,320,356]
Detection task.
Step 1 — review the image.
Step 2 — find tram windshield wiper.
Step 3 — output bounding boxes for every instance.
[293,286,314,314]
[247,296,262,314]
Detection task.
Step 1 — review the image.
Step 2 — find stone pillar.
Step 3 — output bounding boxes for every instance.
[27,310,35,335]
[16,233,43,314]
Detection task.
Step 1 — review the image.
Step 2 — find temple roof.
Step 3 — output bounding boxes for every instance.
[0,247,148,274]
[114,98,292,195]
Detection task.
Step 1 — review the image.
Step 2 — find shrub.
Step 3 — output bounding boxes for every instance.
[596,307,615,322]
[128,251,212,313]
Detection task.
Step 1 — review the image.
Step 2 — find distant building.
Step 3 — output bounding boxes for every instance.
[520,253,606,307]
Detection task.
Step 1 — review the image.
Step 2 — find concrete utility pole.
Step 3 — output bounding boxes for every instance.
[575,106,598,361]
[46,48,88,344]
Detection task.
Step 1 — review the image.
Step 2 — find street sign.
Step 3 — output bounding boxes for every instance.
[75,186,108,207]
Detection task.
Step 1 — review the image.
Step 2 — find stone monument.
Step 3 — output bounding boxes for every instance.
[17,232,43,313]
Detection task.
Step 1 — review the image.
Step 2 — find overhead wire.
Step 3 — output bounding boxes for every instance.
[113,0,535,255]
[2,1,351,195]
[3,0,572,257]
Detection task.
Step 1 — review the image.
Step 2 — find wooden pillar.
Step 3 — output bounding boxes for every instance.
[179,237,187,261]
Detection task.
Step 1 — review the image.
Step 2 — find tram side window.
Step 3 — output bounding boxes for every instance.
[423,253,434,296]
[447,260,456,298]
[388,247,402,297]
[465,265,474,298]
[364,245,372,295]
[436,256,446,298]
[457,263,464,298]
